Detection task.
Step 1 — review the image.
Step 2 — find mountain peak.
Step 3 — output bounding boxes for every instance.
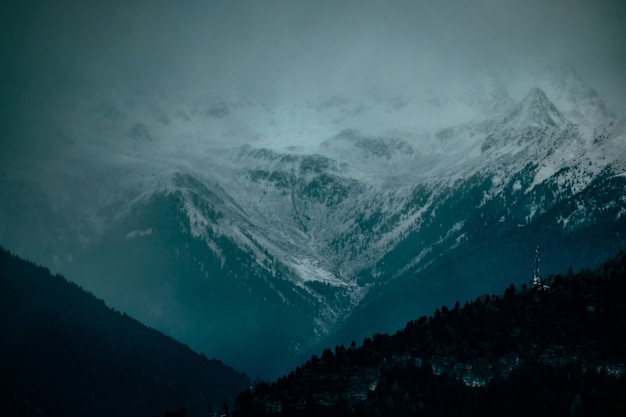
[502,87,569,129]
[547,63,616,123]
[525,86,549,102]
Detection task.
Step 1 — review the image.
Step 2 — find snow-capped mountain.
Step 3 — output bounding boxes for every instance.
[541,63,616,125]
[502,87,570,130]
[1,65,625,378]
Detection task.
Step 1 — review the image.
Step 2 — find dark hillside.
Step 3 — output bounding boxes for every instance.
[232,250,626,416]
[0,247,250,417]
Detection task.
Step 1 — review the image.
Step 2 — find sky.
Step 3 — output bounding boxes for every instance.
[2,0,625,100]
[1,0,625,165]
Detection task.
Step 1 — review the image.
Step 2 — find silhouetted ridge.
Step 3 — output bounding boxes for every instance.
[231,250,626,416]
[0,247,250,417]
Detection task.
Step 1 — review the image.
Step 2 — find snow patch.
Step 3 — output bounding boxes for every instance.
[392,247,432,279]
[288,258,346,286]
[531,161,557,189]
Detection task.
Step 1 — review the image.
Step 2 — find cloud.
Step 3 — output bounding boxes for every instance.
[5,1,623,91]
[1,0,625,162]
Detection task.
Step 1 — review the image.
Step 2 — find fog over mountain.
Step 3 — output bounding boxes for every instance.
[2,0,625,152]
[1,0,626,378]
[1,0,624,192]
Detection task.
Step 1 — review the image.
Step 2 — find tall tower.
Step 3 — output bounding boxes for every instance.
[533,246,542,289]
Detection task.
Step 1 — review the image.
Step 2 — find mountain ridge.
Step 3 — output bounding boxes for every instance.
[0,247,250,417]
[230,250,626,416]
[0,67,624,378]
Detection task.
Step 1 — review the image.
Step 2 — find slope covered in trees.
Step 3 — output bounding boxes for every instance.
[232,250,626,416]
[0,247,250,417]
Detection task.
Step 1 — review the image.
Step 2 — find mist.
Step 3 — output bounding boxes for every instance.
[1,0,625,262]
[2,0,625,247]
[2,0,625,113]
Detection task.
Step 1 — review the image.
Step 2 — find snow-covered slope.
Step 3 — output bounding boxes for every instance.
[1,65,624,378]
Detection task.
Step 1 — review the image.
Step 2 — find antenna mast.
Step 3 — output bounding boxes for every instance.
[533,246,542,289]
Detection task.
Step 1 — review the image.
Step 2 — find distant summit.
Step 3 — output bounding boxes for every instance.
[502,87,569,130]
[481,87,572,153]
[545,63,616,124]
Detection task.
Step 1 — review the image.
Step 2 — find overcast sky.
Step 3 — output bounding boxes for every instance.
[1,0,625,161]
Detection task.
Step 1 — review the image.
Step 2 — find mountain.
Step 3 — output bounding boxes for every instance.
[0,65,625,379]
[230,251,626,416]
[540,63,616,125]
[502,86,570,130]
[0,247,250,417]
[334,112,626,349]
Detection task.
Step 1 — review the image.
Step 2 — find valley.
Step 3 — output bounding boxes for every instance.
[1,65,625,378]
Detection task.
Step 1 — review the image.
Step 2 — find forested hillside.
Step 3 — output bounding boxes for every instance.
[0,247,250,417]
[231,250,626,416]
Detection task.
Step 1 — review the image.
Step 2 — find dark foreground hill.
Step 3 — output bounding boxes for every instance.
[231,250,626,417]
[0,247,250,417]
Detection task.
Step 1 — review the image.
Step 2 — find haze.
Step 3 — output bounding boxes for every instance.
[2,0,625,147]
[0,0,623,240]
